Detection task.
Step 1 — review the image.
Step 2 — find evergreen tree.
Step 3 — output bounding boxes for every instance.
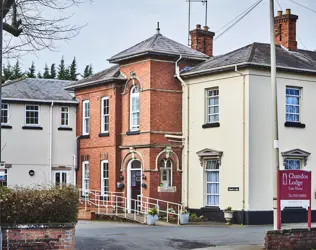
[64,68,70,80]
[43,64,50,79]
[3,62,13,81]
[69,57,78,80]
[27,62,36,78]
[88,64,93,76]
[83,64,93,78]
[12,60,24,79]
[50,63,56,79]
[57,56,66,80]
[37,72,43,78]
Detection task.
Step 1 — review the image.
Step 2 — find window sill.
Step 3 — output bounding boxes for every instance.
[284,122,305,128]
[201,206,220,212]
[1,125,12,129]
[99,132,109,137]
[58,127,73,131]
[202,122,220,129]
[81,135,90,139]
[22,126,43,130]
[158,186,176,192]
[126,130,140,135]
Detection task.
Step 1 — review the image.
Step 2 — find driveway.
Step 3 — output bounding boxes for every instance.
[75,220,269,250]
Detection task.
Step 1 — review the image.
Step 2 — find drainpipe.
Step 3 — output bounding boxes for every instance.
[235,65,246,225]
[49,102,54,185]
[175,55,190,208]
[75,135,83,186]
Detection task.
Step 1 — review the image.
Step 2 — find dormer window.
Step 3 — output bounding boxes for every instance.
[130,85,140,131]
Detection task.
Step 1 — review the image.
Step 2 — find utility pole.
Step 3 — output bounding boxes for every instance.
[269,0,280,230]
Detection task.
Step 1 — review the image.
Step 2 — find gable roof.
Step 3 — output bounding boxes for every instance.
[64,65,126,90]
[108,33,209,63]
[182,43,316,77]
[2,78,77,104]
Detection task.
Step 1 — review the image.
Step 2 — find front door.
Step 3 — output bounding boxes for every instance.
[131,170,141,210]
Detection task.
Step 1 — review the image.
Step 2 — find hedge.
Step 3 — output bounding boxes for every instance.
[0,185,79,224]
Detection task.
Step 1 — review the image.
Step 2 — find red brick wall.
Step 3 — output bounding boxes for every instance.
[2,225,75,250]
[265,228,316,250]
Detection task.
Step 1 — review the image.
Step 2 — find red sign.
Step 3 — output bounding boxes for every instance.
[278,170,311,200]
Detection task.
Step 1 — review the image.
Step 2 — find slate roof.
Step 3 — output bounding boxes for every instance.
[2,78,77,103]
[182,43,316,77]
[108,33,209,63]
[64,65,126,90]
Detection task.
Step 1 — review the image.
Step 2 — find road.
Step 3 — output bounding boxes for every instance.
[75,220,269,250]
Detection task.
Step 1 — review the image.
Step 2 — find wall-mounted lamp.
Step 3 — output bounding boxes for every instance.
[29,170,35,177]
[141,183,147,188]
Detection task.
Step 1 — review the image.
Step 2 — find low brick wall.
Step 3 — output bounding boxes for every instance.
[78,209,96,220]
[265,228,316,250]
[2,223,76,250]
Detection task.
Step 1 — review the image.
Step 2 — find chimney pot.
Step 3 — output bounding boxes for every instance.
[204,26,209,31]
[278,10,283,16]
[196,24,201,29]
[286,9,291,14]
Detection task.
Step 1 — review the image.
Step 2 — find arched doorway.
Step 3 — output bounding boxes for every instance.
[127,159,142,213]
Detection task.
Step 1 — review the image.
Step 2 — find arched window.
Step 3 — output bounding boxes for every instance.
[130,85,140,131]
[160,159,172,187]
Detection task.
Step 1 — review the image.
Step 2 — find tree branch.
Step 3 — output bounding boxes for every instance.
[3,22,23,36]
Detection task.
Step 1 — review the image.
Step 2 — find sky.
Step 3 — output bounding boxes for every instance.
[7,0,316,75]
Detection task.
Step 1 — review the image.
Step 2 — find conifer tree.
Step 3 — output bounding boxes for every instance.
[50,64,57,79]
[37,72,43,78]
[12,60,24,79]
[83,64,93,78]
[69,57,78,80]
[27,62,36,78]
[43,64,50,79]
[57,56,66,80]
[3,62,13,81]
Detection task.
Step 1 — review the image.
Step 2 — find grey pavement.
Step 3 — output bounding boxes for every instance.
[76,220,313,250]
[75,220,268,250]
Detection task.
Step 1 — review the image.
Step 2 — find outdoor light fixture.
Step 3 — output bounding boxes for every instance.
[29,170,35,176]
[141,183,147,188]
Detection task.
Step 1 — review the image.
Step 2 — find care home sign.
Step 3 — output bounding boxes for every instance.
[277,170,312,230]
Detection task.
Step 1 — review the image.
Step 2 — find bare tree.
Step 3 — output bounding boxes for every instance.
[2,0,90,58]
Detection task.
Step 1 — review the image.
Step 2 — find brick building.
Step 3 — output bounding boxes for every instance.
[66,25,214,208]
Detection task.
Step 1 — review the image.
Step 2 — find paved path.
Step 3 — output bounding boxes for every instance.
[75,220,269,250]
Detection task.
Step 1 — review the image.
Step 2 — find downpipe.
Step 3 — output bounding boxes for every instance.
[49,102,54,185]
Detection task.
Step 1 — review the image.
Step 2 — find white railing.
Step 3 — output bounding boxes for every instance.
[78,189,183,225]
[137,195,183,225]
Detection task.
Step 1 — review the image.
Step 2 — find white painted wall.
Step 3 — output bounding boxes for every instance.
[248,69,316,210]
[1,103,76,187]
[184,70,249,211]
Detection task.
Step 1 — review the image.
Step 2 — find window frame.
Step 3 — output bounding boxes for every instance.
[285,87,301,123]
[0,168,7,187]
[82,161,89,196]
[1,103,9,125]
[60,106,69,127]
[82,100,90,135]
[130,85,140,131]
[54,171,69,187]
[100,160,109,197]
[25,104,40,126]
[159,159,173,187]
[205,158,220,207]
[101,97,109,134]
[206,88,219,124]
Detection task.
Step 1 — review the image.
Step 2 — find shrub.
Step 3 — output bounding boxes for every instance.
[0,185,79,225]
[148,207,158,216]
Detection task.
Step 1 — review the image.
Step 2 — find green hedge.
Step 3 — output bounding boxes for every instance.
[0,186,79,224]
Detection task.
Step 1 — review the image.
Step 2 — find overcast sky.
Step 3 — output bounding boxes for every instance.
[8,0,316,75]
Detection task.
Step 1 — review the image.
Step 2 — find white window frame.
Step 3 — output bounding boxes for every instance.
[25,104,40,126]
[130,85,140,131]
[54,171,69,187]
[206,88,219,123]
[286,87,300,122]
[60,106,69,127]
[101,97,109,133]
[160,159,172,187]
[1,103,9,125]
[205,159,219,207]
[101,160,109,197]
[0,168,7,187]
[284,158,302,170]
[82,161,89,196]
[82,100,90,135]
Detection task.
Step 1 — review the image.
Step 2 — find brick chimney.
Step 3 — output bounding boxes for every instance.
[274,9,298,51]
[190,24,215,57]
